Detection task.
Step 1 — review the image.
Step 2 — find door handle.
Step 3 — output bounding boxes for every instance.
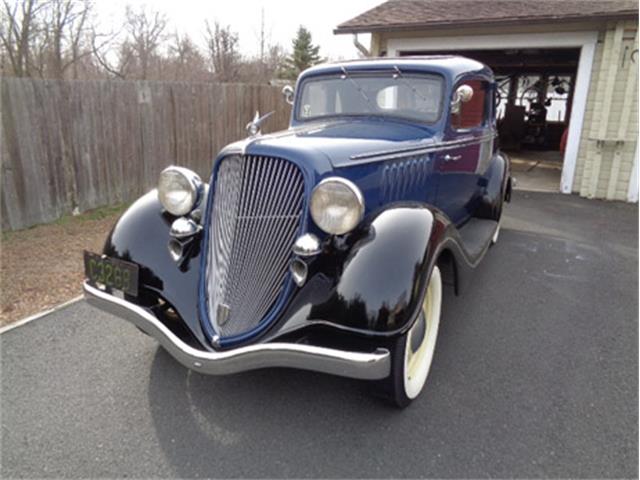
[443,154,462,162]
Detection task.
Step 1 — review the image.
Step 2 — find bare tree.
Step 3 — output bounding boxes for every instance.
[0,0,44,76]
[63,0,92,79]
[166,31,208,81]
[123,5,166,80]
[204,20,239,82]
[90,27,129,79]
[266,44,286,77]
[1,0,94,79]
[1,2,286,83]
[90,5,166,81]
[236,44,286,83]
[44,0,91,78]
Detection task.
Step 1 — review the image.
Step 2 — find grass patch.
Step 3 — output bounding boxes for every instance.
[55,203,129,226]
[2,203,129,242]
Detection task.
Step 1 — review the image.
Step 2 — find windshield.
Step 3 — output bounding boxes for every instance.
[296,72,444,124]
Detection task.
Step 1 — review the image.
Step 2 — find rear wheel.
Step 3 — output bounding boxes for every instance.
[378,265,442,408]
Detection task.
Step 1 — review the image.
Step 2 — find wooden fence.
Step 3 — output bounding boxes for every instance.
[0,78,291,231]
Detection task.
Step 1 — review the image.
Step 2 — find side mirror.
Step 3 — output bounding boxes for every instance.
[451,84,474,114]
[282,85,294,105]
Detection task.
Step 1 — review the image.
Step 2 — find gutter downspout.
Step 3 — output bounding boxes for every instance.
[353,34,370,57]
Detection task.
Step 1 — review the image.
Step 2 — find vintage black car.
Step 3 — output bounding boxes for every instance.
[84,56,511,407]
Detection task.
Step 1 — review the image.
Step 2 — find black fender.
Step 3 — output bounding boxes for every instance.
[101,190,208,347]
[268,204,452,340]
[100,196,476,347]
[476,151,511,219]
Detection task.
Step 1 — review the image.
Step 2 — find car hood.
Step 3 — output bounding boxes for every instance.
[223,119,441,168]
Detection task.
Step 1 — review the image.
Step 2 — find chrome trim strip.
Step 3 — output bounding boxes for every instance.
[349,140,439,160]
[83,282,391,380]
[349,133,497,163]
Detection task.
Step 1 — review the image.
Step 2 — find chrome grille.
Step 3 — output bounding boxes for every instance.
[205,155,305,338]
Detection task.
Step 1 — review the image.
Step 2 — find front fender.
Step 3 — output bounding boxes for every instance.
[476,151,509,219]
[100,197,453,345]
[271,204,446,339]
[102,190,207,347]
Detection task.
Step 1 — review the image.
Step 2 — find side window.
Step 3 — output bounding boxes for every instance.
[452,80,488,130]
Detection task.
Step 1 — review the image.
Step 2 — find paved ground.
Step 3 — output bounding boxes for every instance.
[1,191,637,478]
[509,150,563,193]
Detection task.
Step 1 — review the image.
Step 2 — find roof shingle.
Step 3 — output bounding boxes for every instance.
[335,0,639,33]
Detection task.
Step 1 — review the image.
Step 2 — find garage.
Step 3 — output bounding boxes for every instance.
[335,0,638,201]
[393,47,580,191]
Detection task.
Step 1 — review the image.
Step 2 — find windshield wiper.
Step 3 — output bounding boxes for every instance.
[340,66,376,110]
[393,66,431,103]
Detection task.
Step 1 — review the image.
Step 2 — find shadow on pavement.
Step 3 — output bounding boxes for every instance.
[145,285,462,478]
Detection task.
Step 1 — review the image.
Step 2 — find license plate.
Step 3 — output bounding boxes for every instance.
[84,251,139,297]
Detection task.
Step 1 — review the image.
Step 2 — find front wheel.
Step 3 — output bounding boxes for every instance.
[377,265,443,408]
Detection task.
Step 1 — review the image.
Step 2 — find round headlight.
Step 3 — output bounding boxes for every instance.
[158,166,202,216]
[310,177,364,235]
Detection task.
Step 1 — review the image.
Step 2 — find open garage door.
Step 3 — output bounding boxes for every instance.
[400,48,580,192]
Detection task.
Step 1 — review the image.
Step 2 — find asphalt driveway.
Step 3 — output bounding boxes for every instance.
[1,191,637,478]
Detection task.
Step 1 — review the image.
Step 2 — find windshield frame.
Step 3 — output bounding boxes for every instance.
[294,71,446,126]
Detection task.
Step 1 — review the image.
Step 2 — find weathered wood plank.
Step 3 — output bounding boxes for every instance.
[1,78,289,230]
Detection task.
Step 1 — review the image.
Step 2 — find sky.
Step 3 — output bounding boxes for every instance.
[94,0,381,60]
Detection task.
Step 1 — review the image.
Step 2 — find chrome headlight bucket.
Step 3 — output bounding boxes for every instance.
[310,177,364,235]
[158,166,202,216]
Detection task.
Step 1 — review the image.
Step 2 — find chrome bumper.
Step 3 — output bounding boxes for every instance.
[83,282,391,380]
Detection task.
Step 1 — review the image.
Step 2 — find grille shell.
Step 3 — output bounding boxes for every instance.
[204,155,305,339]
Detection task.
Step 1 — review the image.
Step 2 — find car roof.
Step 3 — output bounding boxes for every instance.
[299,55,491,82]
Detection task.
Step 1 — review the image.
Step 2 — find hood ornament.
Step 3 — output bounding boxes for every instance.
[246,110,275,137]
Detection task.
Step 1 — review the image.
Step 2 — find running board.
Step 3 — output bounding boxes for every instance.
[457,218,499,260]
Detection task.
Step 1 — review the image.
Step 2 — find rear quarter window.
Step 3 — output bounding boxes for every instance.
[452,80,488,130]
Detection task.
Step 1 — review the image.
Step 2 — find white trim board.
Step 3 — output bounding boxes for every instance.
[628,142,639,202]
[387,31,599,194]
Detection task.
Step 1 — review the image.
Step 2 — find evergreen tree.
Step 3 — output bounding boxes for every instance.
[281,26,322,80]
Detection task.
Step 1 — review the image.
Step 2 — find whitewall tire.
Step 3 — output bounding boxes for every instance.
[378,265,443,407]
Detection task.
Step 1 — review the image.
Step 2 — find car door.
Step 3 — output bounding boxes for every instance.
[435,79,493,226]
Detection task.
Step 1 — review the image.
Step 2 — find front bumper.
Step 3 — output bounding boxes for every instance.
[83,282,391,380]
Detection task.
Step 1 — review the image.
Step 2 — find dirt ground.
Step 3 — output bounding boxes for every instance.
[0,205,126,327]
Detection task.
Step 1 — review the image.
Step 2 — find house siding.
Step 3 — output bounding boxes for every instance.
[370,20,639,202]
[575,20,638,200]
